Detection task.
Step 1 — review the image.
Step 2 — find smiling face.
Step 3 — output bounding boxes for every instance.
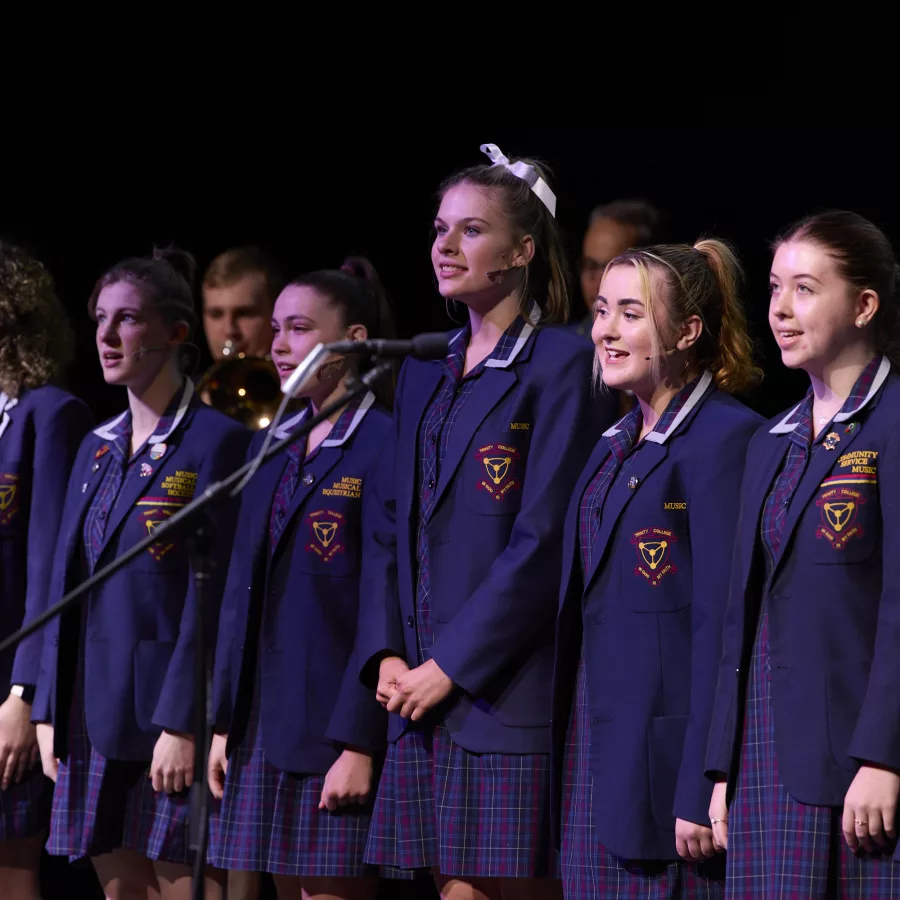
[769,239,878,378]
[431,181,531,308]
[592,262,665,395]
[270,284,366,401]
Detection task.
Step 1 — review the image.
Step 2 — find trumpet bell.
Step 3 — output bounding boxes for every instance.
[197,356,283,431]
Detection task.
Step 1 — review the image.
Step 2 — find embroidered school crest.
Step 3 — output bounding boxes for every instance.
[305,509,345,562]
[136,504,177,561]
[631,527,678,587]
[474,443,522,501]
[816,483,866,549]
[0,473,20,525]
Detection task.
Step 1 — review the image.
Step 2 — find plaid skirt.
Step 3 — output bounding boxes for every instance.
[46,666,196,864]
[365,721,556,878]
[560,659,724,899]
[727,610,899,899]
[0,765,51,843]
[208,690,375,878]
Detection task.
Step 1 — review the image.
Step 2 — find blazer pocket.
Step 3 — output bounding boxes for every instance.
[465,436,529,516]
[648,714,688,831]
[826,661,870,772]
[133,639,176,731]
[0,461,23,534]
[810,483,880,565]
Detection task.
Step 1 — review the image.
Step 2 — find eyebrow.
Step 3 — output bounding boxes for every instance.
[434,216,491,227]
[278,315,315,326]
[595,295,644,307]
[770,271,824,284]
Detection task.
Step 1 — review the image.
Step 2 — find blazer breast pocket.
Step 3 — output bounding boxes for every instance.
[294,505,360,577]
[0,461,24,534]
[132,503,189,572]
[626,523,691,612]
[809,478,880,565]
[465,433,531,516]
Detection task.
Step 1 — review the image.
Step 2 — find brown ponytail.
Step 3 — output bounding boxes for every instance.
[693,239,762,393]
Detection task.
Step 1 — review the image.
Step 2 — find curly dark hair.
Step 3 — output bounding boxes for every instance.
[0,242,75,398]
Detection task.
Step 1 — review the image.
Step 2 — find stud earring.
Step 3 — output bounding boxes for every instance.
[856,317,867,328]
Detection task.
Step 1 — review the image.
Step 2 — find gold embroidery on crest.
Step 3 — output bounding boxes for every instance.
[631,527,678,587]
[474,444,522,501]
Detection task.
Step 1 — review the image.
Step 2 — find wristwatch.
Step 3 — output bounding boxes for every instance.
[10,684,35,704]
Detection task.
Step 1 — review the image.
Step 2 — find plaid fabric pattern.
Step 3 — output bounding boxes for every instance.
[0,769,51,842]
[561,661,724,898]
[367,315,556,877]
[47,656,194,863]
[726,612,898,898]
[365,724,555,878]
[268,397,361,553]
[578,407,640,573]
[209,688,374,877]
[729,355,895,898]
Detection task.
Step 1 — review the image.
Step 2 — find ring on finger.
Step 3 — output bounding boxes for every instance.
[855,819,868,827]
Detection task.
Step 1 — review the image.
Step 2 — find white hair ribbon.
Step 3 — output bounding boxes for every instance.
[480,143,557,218]
[0,393,17,441]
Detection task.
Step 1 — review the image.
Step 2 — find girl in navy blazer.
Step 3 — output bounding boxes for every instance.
[0,243,92,899]
[207,258,395,899]
[33,248,250,900]
[707,211,900,899]
[552,239,762,899]
[357,145,606,900]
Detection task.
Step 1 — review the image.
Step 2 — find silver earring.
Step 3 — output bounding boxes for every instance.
[856,317,867,328]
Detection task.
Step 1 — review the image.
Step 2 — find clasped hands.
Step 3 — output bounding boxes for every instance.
[376,656,454,721]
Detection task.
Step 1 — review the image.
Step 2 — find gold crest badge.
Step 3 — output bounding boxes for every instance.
[474,443,522,501]
[0,473,20,526]
[631,527,678,587]
[305,509,346,562]
[816,485,866,549]
[137,506,176,561]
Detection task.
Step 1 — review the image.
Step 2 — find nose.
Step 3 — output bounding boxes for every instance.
[593,310,620,346]
[436,229,458,256]
[271,328,290,357]
[98,321,119,346]
[770,288,791,322]
[224,312,242,341]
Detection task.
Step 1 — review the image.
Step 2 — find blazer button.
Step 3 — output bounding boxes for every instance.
[302,472,315,486]
[239,645,244,652]
[627,476,640,490]
[99,510,107,520]
[407,615,414,628]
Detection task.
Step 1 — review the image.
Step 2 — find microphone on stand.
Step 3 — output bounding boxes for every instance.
[324,334,449,359]
[281,334,449,399]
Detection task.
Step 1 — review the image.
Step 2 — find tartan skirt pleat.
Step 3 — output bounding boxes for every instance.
[46,667,196,864]
[560,659,724,899]
[0,765,51,843]
[208,691,375,878]
[726,610,900,899]
[364,721,557,879]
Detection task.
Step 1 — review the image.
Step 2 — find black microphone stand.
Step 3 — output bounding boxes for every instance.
[0,360,394,900]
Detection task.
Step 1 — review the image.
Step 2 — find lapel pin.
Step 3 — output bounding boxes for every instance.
[149,443,166,460]
[91,462,100,473]
[95,445,110,460]
[823,432,840,451]
[302,472,315,486]
[82,483,87,493]
[140,462,154,478]
[628,475,640,490]
[844,422,857,435]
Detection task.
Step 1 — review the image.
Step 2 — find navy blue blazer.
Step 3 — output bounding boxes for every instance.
[357,320,606,754]
[213,392,389,774]
[706,357,900,808]
[552,373,762,861]
[0,386,92,695]
[33,381,250,761]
